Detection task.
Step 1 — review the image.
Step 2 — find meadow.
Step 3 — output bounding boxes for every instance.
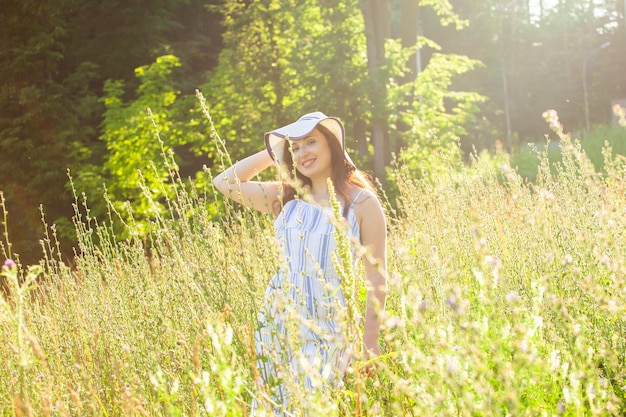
[2,116,626,416]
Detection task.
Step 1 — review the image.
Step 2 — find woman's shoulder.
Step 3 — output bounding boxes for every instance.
[350,187,386,236]
[349,186,383,221]
[350,186,379,206]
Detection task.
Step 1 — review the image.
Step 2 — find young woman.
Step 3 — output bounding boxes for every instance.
[213,112,387,412]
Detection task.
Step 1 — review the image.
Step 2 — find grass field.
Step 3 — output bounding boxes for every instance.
[2,121,626,415]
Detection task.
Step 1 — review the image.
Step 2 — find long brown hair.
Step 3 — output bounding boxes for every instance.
[276,124,376,217]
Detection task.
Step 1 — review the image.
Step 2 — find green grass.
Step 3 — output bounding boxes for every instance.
[511,124,626,182]
[2,124,626,415]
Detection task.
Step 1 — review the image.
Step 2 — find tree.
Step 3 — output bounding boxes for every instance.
[202,0,371,167]
[0,0,224,263]
[73,55,216,235]
[204,0,482,183]
[360,0,476,178]
[361,0,391,179]
[425,0,626,144]
[0,0,99,262]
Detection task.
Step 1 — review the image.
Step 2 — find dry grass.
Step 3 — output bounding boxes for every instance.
[2,119,626,415]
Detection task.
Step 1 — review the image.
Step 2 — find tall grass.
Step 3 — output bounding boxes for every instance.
[2,113,626,415]
[511,123,626,182]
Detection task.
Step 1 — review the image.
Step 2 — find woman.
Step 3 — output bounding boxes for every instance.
[213,112,387,413]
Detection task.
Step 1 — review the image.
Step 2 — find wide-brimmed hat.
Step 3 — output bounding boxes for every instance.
[264,112,355,168]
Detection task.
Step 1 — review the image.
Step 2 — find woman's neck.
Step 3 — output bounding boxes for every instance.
[309,177,354,207]
[309,177,332,204]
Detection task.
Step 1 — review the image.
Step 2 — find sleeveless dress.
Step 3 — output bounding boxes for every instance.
[252,191,363,414]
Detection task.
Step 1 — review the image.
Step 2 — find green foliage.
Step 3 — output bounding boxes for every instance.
[426,0,626,143]
[203,0,485,186]
[102,55,183,209]
[60,0,223,84]
[73,56,216,236]
[392,50,486,179]
[1,0,493,263]
[420,0,469,29]
[0,0,224,264]
[4,0,626,265]
[203,0,370,166]
[511,125,626,183]
[0,0,100,262]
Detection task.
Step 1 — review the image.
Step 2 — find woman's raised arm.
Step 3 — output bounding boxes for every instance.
[213,149,282,214]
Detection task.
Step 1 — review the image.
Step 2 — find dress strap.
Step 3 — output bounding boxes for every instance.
[349,189,366,208]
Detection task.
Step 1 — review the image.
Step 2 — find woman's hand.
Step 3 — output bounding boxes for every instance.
[360,335,381,377]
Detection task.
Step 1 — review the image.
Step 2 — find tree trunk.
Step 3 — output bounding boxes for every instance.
[396,0,420,155]
[360,0,390,181]
[399,0,420,78]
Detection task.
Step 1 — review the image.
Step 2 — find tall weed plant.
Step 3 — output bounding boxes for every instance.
[1,107,626,415]
[511,111,626,183]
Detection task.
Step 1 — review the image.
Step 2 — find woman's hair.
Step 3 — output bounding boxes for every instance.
[275,124,376,216]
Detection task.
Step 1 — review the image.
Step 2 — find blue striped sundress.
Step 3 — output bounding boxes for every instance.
[253,191,363,413]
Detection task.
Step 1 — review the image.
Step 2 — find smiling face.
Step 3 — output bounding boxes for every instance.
[291,128,333,180]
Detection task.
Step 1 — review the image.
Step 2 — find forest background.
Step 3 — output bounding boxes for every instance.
[2,0,626,265]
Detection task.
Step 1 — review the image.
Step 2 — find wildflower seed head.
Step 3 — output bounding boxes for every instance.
[539,188,555,202]
[506,291,519,304]
[446,295,457,309]
[2,259,16,269]
[384,315,404,330]
[563,254,573,265]
[600,254,610,266]
[445,295,465,315]
[484,255,502,269]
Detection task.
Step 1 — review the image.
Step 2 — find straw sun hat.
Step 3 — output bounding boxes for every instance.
[264,112,355,168]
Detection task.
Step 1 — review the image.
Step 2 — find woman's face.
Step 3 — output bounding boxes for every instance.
[291,128,333,180]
